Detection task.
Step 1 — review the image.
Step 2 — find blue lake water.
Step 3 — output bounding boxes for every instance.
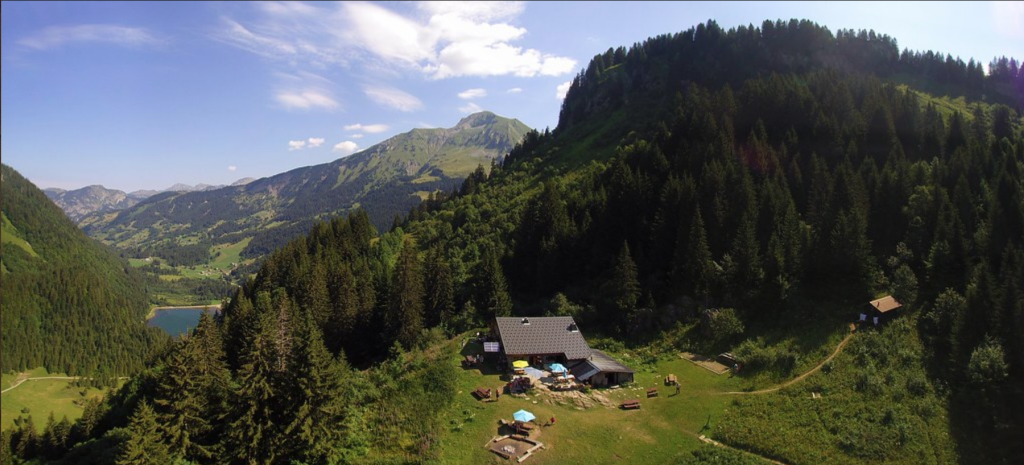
[147,307,218,336]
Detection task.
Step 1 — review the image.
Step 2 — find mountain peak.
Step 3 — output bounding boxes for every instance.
[456,111,501,129]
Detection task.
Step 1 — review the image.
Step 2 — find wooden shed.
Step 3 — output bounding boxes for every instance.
[861,295,902,326]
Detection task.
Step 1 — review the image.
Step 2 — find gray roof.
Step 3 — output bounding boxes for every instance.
[589,349,634,374]
[569,350,633,380]
[494,317,592,360]
[570,360,601,381]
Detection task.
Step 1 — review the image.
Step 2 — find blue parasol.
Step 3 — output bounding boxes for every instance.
[549,363,568,374]
[513,409,536,423]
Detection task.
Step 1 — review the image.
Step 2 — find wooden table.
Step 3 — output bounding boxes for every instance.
[621,399,641,409]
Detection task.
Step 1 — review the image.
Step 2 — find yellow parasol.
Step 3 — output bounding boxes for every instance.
[512,360,529,369]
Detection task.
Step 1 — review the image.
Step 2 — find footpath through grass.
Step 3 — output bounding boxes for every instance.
[0,368,115,433]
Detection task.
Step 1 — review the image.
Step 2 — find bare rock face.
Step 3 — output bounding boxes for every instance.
[44,185,140,222]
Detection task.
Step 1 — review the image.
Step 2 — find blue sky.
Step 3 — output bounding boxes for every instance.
[2,1,1021,193]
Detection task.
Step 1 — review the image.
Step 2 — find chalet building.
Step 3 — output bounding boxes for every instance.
[492,316,634,387]
[861,295,902,326]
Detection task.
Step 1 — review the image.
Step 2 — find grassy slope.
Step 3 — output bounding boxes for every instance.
[436,337,745,465]
[434,312,956,465]
[715,314,957,465]
[1,212,40,258]
[1,368,115,433]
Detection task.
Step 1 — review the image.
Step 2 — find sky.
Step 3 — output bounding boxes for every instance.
[2,1,1021,193]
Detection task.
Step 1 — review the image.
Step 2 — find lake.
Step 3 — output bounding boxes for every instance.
[147,307,218,336]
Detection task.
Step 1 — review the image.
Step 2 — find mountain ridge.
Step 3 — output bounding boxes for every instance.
[81,111,531,266]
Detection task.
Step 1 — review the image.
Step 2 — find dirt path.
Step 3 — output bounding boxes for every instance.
[722,330,855,395]
[1,375,127,394]
[691,432,790,465]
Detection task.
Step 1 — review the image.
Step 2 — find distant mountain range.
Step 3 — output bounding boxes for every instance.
[45,178,256,222]
[81,111,530,264]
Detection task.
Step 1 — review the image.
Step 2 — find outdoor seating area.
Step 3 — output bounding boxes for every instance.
[665,374,678,386]
[646,387,659,398]
[620,399,641,409]
[509,376,533,394]
[473,387,492,400]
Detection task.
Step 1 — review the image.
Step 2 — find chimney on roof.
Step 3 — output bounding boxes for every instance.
[521,317,530,325]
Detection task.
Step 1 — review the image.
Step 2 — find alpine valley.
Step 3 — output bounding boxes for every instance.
[79,111,530,271]
[2,16,1022,465]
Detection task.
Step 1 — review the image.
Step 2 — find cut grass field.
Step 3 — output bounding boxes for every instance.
[435,314,956,465]
[1,368,116,433]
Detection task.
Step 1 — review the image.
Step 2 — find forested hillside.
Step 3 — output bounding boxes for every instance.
[11,19,1022,465]
[1,165,164,377]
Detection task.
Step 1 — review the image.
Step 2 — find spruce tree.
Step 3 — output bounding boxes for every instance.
[475,248,513,319]
[390,238,425,349]
[607,241,640,329]
[424,247,456,329]
[685,210,715,306]
[225,308,281,465]
[284,309,350,464]
[117,401,170,465]
[153,338,212,460]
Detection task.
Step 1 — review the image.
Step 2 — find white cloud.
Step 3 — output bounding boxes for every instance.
[288,140,307,151]
[556,80,572,100]
[307,137,325,148]
[459,102,483,114]
[274,71,339,111]
[349,134,364,139]
[343,123,390,133]
[458,88,487,99]
[993,1,1024,39]
[228,165,238,172]
[218,2,576,79]
[507,87,523,94]
[19,24,159,50]
[333,141,360,156]
[363,85,424,112]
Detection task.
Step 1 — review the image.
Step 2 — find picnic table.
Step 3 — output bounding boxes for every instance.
[620,399,641,409]
[665,374,678,385]
[647,387,659,397]
[473,387,492,400]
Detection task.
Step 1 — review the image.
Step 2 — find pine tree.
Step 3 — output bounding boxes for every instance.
[225,308,281,465]
[475,248,513,319]
[606,241,640,329]
[14,415,37,460]
[1,429,14,465]
[153,338,212,460]
[728,213,764,299]
[424,247,456,329]
[117,401,171,465]
[685,210,715,306]
[284,309,350,464]
[390,237,425,349]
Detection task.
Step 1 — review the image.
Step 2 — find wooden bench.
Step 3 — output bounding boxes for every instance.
[647,387,659,397]
[620,399,641,409]
[665,374,678,386]
[473,387,491,400]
